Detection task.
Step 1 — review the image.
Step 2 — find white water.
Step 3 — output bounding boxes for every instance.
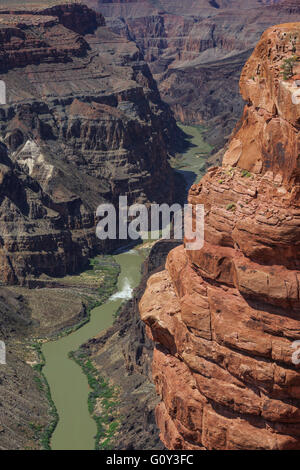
[109,277,133,301]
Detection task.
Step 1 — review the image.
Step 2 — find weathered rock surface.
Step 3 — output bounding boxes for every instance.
[0,3,180,285]
[90,0,300,149]
[0,287,49,450]
[140,23,300,450]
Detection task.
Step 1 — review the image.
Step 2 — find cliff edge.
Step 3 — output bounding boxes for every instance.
[140,23,300,450]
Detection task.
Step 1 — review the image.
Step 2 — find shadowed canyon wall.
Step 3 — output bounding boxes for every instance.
[0,3,185,450]
[0,3,181,285]
[140,22,300,450]
[88,0,300,149]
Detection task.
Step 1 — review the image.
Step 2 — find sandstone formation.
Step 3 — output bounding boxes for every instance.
[90,0,300,149]
[140,23,300,450]
[0,3,180,285]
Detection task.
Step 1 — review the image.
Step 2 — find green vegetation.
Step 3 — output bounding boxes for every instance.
[113,303,125,320]
[226,167,235,176]
[91,256,121,300]
[28,422,43,441]
[30,256,121,342]
[281,55,299,80]
[241,169,252,178]
[289,33,298,54]
[28,255,121,450]
[226,203,236,212]
[30,343,59,450]
[69,350,121,450]
[44,255,121,290]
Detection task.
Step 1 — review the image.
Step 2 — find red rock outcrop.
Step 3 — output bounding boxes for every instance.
[140,23,300,450]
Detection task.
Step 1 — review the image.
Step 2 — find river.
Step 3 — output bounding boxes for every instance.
[42,124,210,450]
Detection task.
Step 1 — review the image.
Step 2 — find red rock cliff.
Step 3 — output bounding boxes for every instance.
[140,23,300,450]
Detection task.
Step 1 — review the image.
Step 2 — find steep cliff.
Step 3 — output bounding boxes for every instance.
[140,23,300,450]
[89,0,300,149]
[0,3,180,285]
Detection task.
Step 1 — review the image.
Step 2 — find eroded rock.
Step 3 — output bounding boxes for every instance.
[140,22,300,450]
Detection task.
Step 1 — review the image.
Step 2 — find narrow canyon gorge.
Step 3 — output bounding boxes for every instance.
[0,2,182,450]
[0,2,182,286]
[0,0,300,454]
[89,0,300,150]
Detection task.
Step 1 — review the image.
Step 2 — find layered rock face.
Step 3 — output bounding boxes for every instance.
[89,0,300,149]
[0,3,180,285]
[140,23,300,450]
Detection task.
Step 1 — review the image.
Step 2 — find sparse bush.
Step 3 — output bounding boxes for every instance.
[226,203,236,212]
[241,169,252,178]
[281,56,299,80]
[70,350,121,450]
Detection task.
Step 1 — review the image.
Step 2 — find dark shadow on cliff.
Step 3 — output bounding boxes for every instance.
[175,168,198,194]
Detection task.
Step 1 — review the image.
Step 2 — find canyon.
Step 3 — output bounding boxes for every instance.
[0,2,182,450]
[140,22,300,450]
[1,0,300,453]
[0,2,180,286]
[88,0,300,149]
[78,240,181,450]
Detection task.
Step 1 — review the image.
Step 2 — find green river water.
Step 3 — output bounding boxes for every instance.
[42,124,211,450]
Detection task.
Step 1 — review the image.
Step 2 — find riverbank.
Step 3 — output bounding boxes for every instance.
[69,349,121,450]
[42,249,147,450]
[69,124,213,450]
[76,240,182,450]
[20,255,121,450]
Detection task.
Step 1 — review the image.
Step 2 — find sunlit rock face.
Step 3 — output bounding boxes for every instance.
[0,3,180,285]
[140,23,300,450]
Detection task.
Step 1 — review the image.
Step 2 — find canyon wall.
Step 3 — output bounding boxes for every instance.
[0,3,181,285]
[140,23,300,450]
[89,0,300,149]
